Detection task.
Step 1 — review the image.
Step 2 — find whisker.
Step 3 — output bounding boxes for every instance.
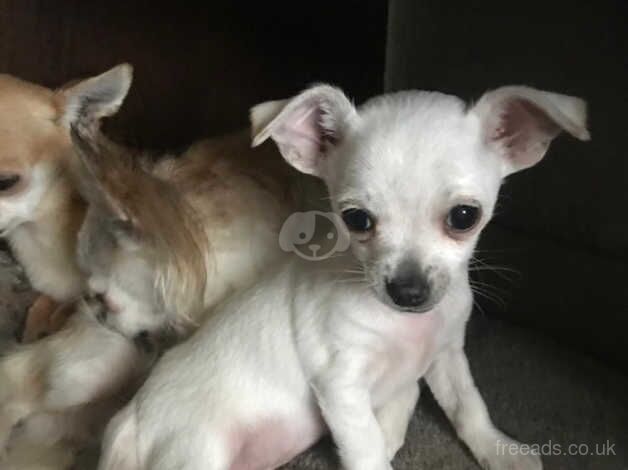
[335,278,368,284]
[469,256,520,282]
[469,265,519,274]
[470,286,507,310]
[473,297,488,317]
[468,279,509,295]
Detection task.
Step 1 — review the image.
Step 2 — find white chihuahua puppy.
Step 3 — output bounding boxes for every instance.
[100,84,589,470]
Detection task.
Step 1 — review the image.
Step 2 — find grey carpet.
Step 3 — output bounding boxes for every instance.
[0,252,625,470]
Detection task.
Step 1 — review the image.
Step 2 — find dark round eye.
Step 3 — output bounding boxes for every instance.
[0,174,20,191]
[446,204,481,232]
[341,208,374,233]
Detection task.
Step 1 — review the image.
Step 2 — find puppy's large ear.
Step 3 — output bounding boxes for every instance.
[251,85,356,177]
[71,125,143,251]
[470,86,590,176]
[70,125,130,221]
[57,63,133,128]
[250,99,290,139]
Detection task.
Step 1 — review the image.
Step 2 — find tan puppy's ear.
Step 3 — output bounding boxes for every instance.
[249,99,289,142]
[57,63,133,128]
[70,124,144,251]
[69,124,129,222]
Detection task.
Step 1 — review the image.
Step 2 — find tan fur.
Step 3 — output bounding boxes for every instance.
[0,74,86,305]
[0,75,67,166]
[156,132,299,321]
[0,65,133,341]
[72,130,210,327]
[0,69,301,334]
[74,126,301,330]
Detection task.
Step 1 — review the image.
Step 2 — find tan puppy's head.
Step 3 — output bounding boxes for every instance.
[0,64,132,234]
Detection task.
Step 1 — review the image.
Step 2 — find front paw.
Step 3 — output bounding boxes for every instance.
[479,436,542,470]
[21,295,58,342]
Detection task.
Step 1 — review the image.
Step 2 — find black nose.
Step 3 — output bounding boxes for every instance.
[386,266,430,308]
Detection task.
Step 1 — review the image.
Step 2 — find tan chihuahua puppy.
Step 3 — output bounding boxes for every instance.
[0,69,302,469]
[0,65,133,342]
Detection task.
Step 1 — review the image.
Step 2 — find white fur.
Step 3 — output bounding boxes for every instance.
[0,308,147,466]
[6,163,85,300]
[100,84,588,470]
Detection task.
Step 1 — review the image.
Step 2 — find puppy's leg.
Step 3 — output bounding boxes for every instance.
[425,347,542,470]
[0,342,46,450]
[21,295,59,342]
[101,403,232,470]
[98,402,139,470]
[313,357,392,470]
[375,383,419,461]
[0,414,13,454]
[2,441,74,470]
[0,312,143,452]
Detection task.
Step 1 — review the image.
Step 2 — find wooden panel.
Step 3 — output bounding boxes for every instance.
[0,1,387,149]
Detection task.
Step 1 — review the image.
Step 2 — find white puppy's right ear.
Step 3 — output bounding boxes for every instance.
[251,85,356,177]
[57,63,133,128]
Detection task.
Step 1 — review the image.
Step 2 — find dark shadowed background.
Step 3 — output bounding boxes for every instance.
[387,0,628,371]
[0,1,386,148]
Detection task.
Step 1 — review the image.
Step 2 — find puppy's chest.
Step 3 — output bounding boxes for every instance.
[368,314,442,397]
[10,229,83,299]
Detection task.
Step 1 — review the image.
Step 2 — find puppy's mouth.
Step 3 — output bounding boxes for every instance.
[392,302,437,314]
[378,293,439,314]
[0,220,21,237]
[82,292,119,324]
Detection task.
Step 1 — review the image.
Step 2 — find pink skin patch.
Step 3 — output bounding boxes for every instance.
[391,309,441,345]
[227,313,441,469]
[229,412,325,470]
[370,311,441,403]
[104,293,121,314]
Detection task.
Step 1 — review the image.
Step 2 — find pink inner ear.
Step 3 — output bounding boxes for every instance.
[271,104,326,175]
[492,99,561,166]
[283,105,323,149]
[276,101,338,155]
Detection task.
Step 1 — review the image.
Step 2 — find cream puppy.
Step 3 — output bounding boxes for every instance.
[99,84,589,470]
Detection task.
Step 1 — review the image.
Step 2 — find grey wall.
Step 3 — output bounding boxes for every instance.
[386,0,628,370]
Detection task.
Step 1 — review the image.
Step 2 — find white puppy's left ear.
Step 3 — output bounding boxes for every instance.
[251,85,356,177]
[470,86,590,176]
[57,63,133,128]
